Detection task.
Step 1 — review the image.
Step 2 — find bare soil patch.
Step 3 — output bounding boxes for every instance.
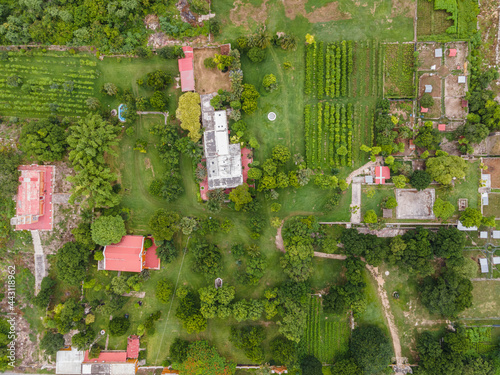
[193,48,232,94]
[144,14,160,30]
[439,137,460,155]
[486,135,500,155]
[417,42,442,71]
[423,98,441,119]
[445,75,467,97]
[444,41,468,70]
[391,0,415,18]
[395,188,436,219]
[445,97,467,119]
[230,0,269,28]
[283,0,351,22]
[483,158,500,188]
[419,74,442,98]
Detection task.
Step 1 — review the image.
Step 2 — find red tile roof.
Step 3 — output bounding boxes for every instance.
[409,139,415,149]
[178,57,193,72]
[420,107,429,113]
[162,369,180,374]
[83,351,127,363]
[180,70,195,91]
[449,49,457,57]
[127,336,140,359]
[144,241,160,270]
[15,165,54,231]
[103,235,144,272]
[375,166,390,185]
[438,124,446,131]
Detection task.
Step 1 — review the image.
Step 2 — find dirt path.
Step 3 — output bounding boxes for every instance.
[345,158,380,185]
[313,252,347,260]
[350,179,362,223]
[32,230,47,295]
[275,221,285,252]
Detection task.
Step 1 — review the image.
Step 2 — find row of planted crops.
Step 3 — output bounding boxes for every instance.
[0,52,97,118]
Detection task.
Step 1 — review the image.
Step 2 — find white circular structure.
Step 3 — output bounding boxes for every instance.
[268,112,277,121]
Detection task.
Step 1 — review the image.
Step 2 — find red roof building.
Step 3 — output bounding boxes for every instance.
[421,107,429,113]
[375,166,390,185]
[127,336,140,359]
[83,351,127,363]
[449,49,457,57]
[409,139,416,150]
[100,235,160,272]
[11,164,54,231]
[438,124,446,131]
[178,46,195,92]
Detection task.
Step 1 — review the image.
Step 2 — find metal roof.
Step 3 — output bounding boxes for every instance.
[435,48,442,57]
[493,257,500,265]
[481,174,491,188]
[458,76,466,83]
[479,231,488,239]
[479,258,489,273]
[493,231,500,239]
[56,348,85,375]
[424,85,433,93]
[457,221,477,231]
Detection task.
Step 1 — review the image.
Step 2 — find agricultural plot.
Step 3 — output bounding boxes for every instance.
[384,43,415,98]
[417,0,454,37]
[302,296,350,363]
[352,40,383,99]
[467,327,498,354]
[0,51,97,118]
[305,102,353,169]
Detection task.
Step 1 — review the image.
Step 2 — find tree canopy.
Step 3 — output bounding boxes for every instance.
[176,92,202,142]
[350,325,393,374]
[149,209,180,242]
[426,155,467,185]
[228,183,253,211]
[20,118,67,162]
[176,340,236,375]
[410,170,432,191]
[56,242,89,285]
[91,215,126,246]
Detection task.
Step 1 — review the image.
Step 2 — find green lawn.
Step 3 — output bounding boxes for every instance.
[436,161,481,212]
[483,193,500,218]
[459,281,500,319]
[361,185,394,218]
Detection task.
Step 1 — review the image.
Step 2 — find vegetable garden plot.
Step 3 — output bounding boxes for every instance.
[0,53,97,118]
[383,43,415,98]
[302,296,350,363]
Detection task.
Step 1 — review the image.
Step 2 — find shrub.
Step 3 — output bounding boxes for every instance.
[109,317,130,336]
[156,279,173,304]
[385,197,398,209]
[248,47,266,63]
[364,210,377,224]
[262,74,278,92]
[204,57,216,69]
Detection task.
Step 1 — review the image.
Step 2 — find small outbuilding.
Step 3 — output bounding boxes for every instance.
[438,124,446,131]
[492,231,500,239]
[424,85,433,93]
[457,221,477,231]
[449,49,457,57]
[479,231,488,239]
[430,65,436,70]
[462,100,468,108]
[479,258,489,274]
[383,209,393,219]
[364,175,374,184]
[458,76,466,84]
[435,48,443,57]
[482,174,491,188]
[482,192,489,206]
[421,107,429,113]
[493,257,500,265]
[375,166,390,185]
[409,139,416,150]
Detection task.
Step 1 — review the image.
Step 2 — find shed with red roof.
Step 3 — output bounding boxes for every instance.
[178,46,195,92]
[438,124,446,131]
[421,107,429,113]
[100,235,160,273]
[449,49,457,57]
[375,166,390,185]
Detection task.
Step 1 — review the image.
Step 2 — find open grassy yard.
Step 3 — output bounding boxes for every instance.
[483,193,500,218]
[361,185,395,217]
[460,281,500,319]
[436,161,481,212]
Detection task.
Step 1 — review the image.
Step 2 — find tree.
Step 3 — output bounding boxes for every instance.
[0,147,22,198]
[262,74,278,91]
[191,240,223,279]
[103,82,118,96]
[180,217,198,236]
[392,174,407,188]
[415,122,442,150]
[270,336,297,365]
[156,240,178,264]
[431,227,466,259]
[384,197,398,209]
[420,93,434,108]
[456,121,490,144]
[149,209,180,242]
[177,92,202,142]
[433,198,455,220]
[157,46,185,59]
[150,90,168,110]
[72,222,96,251]
[460,208,482,228]
[146,70,172,90]
[7,75,22,87]
[482,215,496,227]
[247,168,262,180]
[247,47,266,63]
[91,215,126,246]
[228,183,253,211]
[426,155,467,185]
[177,340,236,375]
[86,97,101,111]
[241,84,260,114]
[40,331,65,358]
[71,329,95,350]
[170,337,190,363]
[300,355,322,375]
[20,119,67,162]
[363,210,377,224]
[56,242,89,285]
[272,145,291,165]
[419,270,473,317]
[229,326,265,362]
[109,316,130,336]
[111,276,129,295]
[330,358,360,375]
[350,325,393,375]
[34,277,56,308]
[156,279,173,304]
[410,170,432,191]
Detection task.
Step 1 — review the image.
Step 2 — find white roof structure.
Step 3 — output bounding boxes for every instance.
[457,221,477,231]
[435,48,442,57]
[431,65,436,70]
[201,94,243,190]
[458,76,466,83]
[493,231,500,239]
[482,192,489,206]
[81,363,136,375]
[493,257,500,265]
[479,258,489,273]
[365,175,374,184]
[424,85,433,93]
[479,231,488,239]
[56,348,85,375]
[481,174,491,188]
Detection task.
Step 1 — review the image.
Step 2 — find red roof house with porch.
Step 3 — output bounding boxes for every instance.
[11,165,54,231]
[375,166,390,185]
[99,235,160,272]
[178,46,195,92]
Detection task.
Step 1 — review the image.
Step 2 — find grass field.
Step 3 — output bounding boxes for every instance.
[361,185,395,218]
[436,161,480,212]
[483,193,500,218]
[460,281,500,319]
[384,43,415,98]
[0,51,97,118]
[302,296,350,363]
[417,0,454,38]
